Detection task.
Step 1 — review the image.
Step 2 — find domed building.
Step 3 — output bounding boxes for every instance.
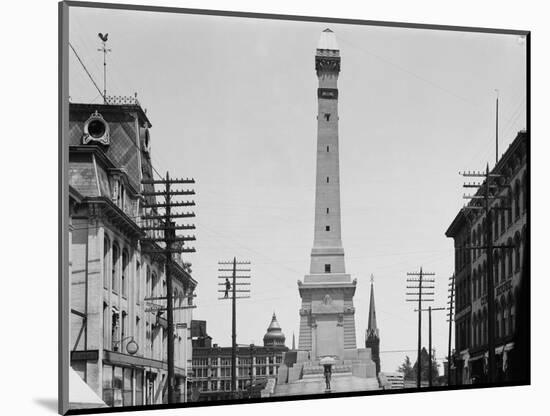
[263,313,286,347]
[191,313,288,401]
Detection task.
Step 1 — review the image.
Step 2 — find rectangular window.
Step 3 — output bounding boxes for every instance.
[123,367,133,406]
[102,364,114,406]
[111,310,120,351]
[135,317,141,354]
[326,146,329,152]
[324,264,331,273]
[135,370,143,406]
[121,250,129,298]
[112,244,120,293]
[136,261,141,304]
[326,208,329,214]
[326,177,329,183]
[103,237,110,289]
[325,225,330,231]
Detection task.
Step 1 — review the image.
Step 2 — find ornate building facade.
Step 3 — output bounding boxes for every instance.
[68,101,197,407]
[445,130,528,385]
[191,314,288,401]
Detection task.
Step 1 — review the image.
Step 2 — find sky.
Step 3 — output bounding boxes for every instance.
[69,6,526,374]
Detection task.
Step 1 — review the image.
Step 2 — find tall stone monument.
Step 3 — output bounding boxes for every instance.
[298,29,357,360]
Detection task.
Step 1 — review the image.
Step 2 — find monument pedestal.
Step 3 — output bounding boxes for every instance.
[297,277,357,360]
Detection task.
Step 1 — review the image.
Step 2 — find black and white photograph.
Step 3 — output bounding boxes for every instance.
[58,1,529,414]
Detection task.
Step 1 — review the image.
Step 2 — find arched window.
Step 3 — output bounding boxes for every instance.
[500,204,506,235]
[103,236,111,289]
[509,292,515,335]
[500,252,506,283]
[103,302,109,348]
[506,238,514,277]
[514,233,521,272]
[472,270,478,299]
[122,249,129,298]
[493,205,499,237]
[507,191,513,226]
[514,180,521,220]
[482,309,488,345]
[502,298,509,337]
[477,266,482,299]
[481,219,486,246]
[467,275,471,304]
[112,243,120,293]
[495,303,500,339]
[136,260,141,304]
[152,272,158,297]
[146,265,151,297]
[482,262,487,294]
[472,229,477,259]
[494,251,500,284]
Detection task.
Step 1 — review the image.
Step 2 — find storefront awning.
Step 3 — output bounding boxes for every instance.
[69,367,107,409]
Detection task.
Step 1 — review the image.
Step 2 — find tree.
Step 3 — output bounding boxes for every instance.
[412,347,440,384]
[397,355,415,380]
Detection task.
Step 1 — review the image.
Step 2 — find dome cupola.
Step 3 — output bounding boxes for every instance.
[263,312,286,347]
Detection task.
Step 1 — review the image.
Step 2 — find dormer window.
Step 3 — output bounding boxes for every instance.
[83,111,110,145]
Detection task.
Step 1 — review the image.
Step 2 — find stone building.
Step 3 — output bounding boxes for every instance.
[191,314,288,401]
[68,100,197,407]
[445,130,528,385]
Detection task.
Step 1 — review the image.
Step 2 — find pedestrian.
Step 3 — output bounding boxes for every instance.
[224,278,231,298]
[323,364,332,390]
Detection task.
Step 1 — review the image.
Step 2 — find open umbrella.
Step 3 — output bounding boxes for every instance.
[320,356,336,365]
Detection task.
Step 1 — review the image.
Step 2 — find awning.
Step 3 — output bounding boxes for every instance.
[69,367,107,409]
[468,354,484,362]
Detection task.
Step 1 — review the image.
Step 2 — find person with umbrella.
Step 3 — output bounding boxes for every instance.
[320,356,335,391]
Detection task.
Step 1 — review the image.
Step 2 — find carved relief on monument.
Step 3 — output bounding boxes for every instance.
[312,291,344,314]
[315,56,341,75]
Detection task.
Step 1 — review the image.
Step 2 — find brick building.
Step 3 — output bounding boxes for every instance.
[445,130,528,385]
[68,100,197,407]
[191,314,288,401]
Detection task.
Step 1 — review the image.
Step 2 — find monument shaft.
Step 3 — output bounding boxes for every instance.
[298,29,357,359]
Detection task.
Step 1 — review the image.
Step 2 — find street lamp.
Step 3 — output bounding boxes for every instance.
[113,336,139,355]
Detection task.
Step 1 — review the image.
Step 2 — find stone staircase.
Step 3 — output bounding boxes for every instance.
[302,364,353,380]
[273,375,379,396]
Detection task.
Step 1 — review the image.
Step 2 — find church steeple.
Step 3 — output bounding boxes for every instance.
[367,275,379,338]
[365,274,381,375]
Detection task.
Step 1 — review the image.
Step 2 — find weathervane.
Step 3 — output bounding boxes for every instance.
[97,33,111,103]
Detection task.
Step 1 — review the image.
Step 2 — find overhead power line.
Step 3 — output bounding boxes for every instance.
[69,42,105,101]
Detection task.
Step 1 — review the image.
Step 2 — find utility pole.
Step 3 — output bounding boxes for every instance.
[446,274,455,386]
[415,306,445,387]
[141,172,197,403]
[406,267,435,388]
[218,258,251,398]
[461,166,514,383]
